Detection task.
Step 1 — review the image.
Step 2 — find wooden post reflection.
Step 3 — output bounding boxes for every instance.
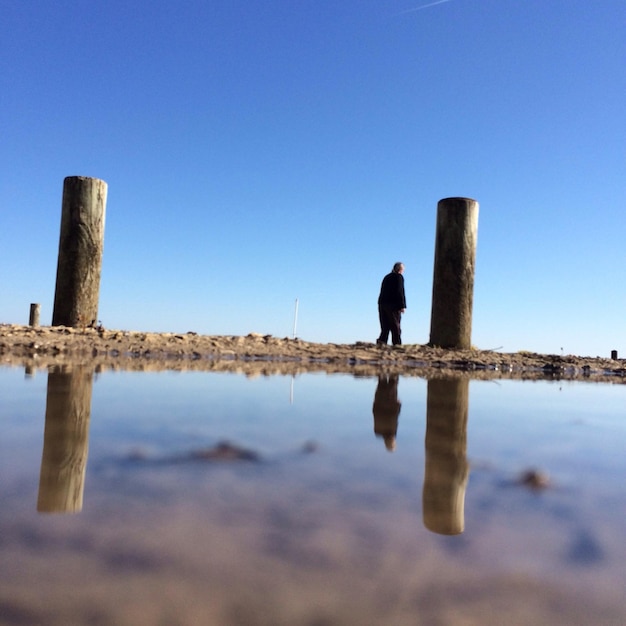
[37,366,93,513]
[423,378,469,535]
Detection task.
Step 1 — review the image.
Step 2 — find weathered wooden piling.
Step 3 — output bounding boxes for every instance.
[429,197,479,349]
[37,366,93,513]
[29,303,40,327]
[52,176,107,327]
[422,378,469,535]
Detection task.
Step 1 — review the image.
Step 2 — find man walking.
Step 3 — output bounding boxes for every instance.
[377,262,406,346]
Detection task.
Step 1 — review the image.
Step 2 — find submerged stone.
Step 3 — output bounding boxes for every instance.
[187,440,261,463]
[517,468,551,490]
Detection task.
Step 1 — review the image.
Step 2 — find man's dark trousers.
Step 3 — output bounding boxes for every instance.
[378,305,402,345]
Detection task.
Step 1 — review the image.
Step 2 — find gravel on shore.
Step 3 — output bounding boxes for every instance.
[1,324,624,381]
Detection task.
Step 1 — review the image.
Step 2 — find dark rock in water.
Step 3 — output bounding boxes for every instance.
[186,440,260,463]
[300,440,319,454]
[567,528,605,564]
[517,468,551,490]
[126,447,150,462]
[122,440,320,466]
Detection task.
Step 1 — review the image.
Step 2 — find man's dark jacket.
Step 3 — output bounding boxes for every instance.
[378,272,406,310]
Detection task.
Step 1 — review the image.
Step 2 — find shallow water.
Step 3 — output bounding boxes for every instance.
[1,366,625,625]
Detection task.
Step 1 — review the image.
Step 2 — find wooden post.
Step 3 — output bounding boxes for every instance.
[611,350,618,360]
[429,197,479,349]
[37,366,93,513]
[29,303,40,327]
[52,176,107,327]
[422,378,469,535]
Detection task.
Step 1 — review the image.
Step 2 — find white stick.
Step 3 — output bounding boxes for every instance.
[293,298,299,339]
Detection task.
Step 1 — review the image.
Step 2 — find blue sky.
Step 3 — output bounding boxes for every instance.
[1,0,624,357]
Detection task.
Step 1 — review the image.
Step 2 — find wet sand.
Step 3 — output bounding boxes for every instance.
[1,323,624,381]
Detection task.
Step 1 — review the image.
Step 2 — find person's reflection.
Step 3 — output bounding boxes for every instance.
[372,374,401,452]
[37,365,94,514]
[423,378,469,535]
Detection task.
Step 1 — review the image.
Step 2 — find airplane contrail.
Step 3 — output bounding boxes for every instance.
[396,0,452,14]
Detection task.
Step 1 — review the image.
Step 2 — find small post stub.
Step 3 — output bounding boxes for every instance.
[29,303,41,327]
[429,197,479,350]
[611,350,618,360]
[52,176,107,327]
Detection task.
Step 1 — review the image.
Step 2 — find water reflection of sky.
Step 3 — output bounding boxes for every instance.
[1,366,625,625]
[468,379,626,490]
[2,366,626,518]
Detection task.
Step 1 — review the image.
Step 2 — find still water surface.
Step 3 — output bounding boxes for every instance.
[1,366,625,625]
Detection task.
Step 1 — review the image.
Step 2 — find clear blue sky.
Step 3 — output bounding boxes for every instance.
[1,0,624,357]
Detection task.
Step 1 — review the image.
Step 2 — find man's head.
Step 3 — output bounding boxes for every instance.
[393,262,404,274]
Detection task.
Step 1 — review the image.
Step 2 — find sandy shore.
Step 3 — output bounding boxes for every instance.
[1,323,624,381]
